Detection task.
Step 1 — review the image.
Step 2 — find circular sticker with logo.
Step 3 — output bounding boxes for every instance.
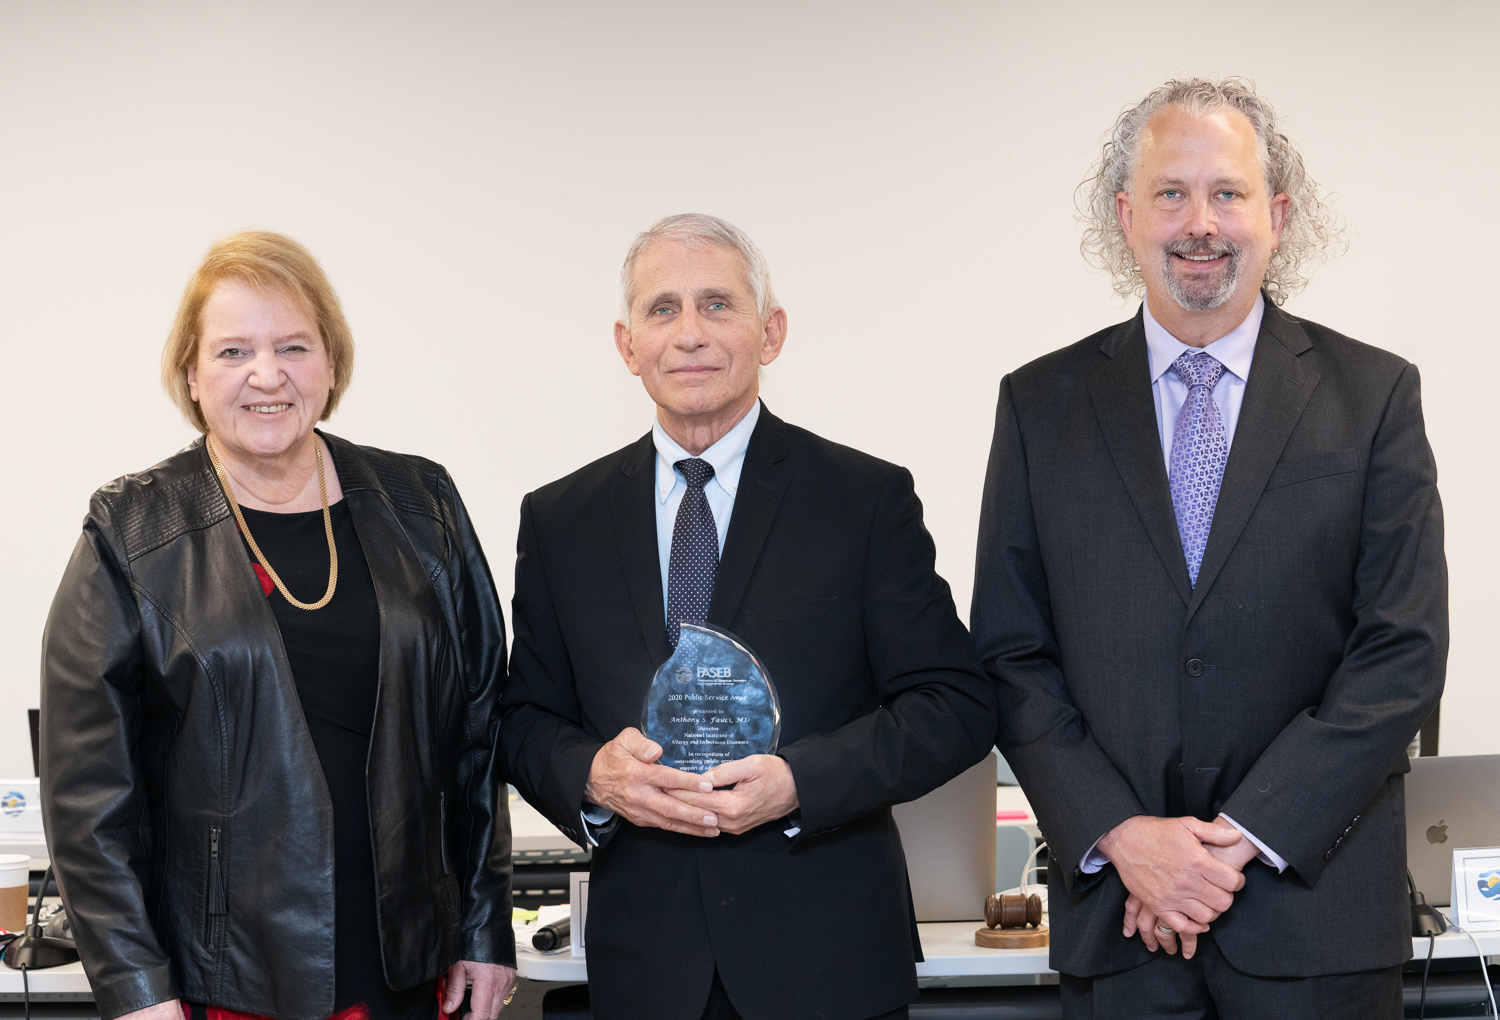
[0,792,25,818]
[1478,871,1500,901]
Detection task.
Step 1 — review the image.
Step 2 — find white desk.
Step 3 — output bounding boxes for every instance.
[515,914,1500,985]
[515,921,1055,983]
[0,913,1491,999]
[0,960,90,999]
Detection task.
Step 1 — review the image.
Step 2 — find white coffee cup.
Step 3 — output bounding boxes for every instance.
[0,855,32,932]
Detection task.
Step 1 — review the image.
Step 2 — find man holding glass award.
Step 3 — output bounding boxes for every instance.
[500,214,996,1020]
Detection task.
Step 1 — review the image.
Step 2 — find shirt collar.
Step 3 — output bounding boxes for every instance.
[1143,292,1264,385]
[653,399,762,504]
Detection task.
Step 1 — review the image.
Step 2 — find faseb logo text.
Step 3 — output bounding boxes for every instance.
[697,667,734,684]
[0,792,24,818]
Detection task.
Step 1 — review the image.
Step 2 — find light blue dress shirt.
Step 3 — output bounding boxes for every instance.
[1081,296,1288,876]
[651,399,760,615]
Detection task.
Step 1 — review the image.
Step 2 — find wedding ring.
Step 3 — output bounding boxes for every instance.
[1155,923,1176,937]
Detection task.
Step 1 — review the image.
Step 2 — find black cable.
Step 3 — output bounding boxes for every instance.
[32,866,53,923]
[21,962,29,1020]
[1420,932,1434,1019]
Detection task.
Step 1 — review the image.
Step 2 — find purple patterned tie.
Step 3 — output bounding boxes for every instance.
[1169,352,1228,587]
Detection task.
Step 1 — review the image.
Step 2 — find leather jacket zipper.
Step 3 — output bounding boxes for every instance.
[207,826,227,948]
[439,793,450,874]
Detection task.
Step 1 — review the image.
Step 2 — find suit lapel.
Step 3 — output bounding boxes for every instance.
[1188,305,1318,619]
[608,434,672,664]
[1087,314,1194,607]
[710,407,792,629]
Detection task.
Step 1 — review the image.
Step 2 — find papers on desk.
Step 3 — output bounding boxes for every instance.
[513,904,570,954]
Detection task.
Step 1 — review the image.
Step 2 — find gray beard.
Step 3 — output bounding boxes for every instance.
[1160,239,1241,312]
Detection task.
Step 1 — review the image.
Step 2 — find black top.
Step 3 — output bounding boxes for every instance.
[239,500,437,1020]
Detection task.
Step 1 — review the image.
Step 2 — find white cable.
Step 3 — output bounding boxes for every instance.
[1448,920,1497,1017]
[1019,841,1047,898]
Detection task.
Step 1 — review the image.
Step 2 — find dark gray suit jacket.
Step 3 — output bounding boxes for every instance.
[972,301,1447,978]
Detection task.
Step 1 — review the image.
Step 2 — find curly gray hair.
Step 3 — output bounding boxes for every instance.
[1079,77,1343,306]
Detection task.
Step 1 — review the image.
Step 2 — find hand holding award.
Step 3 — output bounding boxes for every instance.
[644,624,800,834]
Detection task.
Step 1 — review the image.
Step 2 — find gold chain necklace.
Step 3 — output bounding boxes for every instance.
[206,436,339,611]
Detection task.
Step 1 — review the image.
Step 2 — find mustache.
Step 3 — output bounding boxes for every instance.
[1163,237,1241,260]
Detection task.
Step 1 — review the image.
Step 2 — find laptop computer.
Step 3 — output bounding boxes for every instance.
[1405,754,1500,906]
[892,751,997,922]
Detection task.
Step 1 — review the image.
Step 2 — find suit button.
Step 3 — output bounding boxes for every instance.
[1185,658,1204,677]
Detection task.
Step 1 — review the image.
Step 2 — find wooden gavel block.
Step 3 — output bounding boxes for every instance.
[974,892,1048,949]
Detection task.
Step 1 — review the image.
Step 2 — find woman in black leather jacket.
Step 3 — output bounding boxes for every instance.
[40,232,514,1020]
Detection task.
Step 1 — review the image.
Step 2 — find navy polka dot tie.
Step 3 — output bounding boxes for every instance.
[667,458,719,648]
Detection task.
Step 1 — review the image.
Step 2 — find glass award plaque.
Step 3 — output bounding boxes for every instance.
[642,623,782,772]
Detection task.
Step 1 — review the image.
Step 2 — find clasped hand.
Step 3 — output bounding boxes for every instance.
[585,728,799,837]
[1099,815,1259,959]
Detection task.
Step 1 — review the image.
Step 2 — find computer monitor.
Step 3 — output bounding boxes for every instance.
[892,752,997,922]
[1405,754,1500,906]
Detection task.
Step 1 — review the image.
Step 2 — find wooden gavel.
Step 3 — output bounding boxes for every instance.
[975,892,1048,949]
[984,892,1044,929]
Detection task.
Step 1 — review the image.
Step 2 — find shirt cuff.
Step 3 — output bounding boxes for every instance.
[580,803,618,847]
[1218,812,1288,872]
[1080,837,1109,874]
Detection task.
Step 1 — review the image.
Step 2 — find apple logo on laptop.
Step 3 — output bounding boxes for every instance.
[1427,820,1448,845]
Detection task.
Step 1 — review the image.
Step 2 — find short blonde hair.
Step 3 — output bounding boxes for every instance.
[161,231,355,432]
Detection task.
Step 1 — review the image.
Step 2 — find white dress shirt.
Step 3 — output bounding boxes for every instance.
[578,401,763,844]
[1080,296,1288,876]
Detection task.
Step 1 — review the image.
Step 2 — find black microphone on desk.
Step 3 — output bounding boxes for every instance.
[1408,868,1448,938]
[532,917,570,952]
[4,864,79,970]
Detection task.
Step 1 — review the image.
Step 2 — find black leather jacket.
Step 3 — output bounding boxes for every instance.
[40,433,513,1020]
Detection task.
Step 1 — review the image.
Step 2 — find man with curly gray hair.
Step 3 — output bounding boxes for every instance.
[1080,78,1343,310]
[973,79,1446,1017]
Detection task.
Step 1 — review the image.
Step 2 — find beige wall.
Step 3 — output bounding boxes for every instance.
[1,1,1494,778]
